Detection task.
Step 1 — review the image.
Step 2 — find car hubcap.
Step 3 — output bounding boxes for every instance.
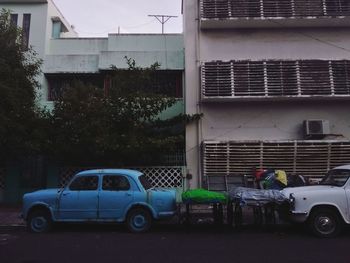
[31,216,47,232]
[133,214,146,228]
[316,215,335,235]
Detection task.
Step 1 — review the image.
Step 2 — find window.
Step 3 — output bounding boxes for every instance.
[230,0,261,18]
[102,175,130,191]
[202,59,350,98]
[233,61,265,96]
[109,71,183,98]
[325,0,350,16]
[262,0,293,17]
[10,14,18,26]
[321,169,350,187]
[139,175,152,190]
[69,176,98,191]
[22,14,31,49]
[20,156,46,189]
[203,141,350,178]
[298,60,331,95]
[46,74,105,101]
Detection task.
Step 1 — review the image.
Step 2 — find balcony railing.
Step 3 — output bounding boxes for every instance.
[200,0,350,28]
[201,60,350,100]
[203,140,350,177]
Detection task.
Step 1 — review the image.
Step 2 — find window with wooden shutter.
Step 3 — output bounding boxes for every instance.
[201,60,350,99]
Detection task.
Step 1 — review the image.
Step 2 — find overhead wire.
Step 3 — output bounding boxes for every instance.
[75,18,158,35]
[268,19,350,54]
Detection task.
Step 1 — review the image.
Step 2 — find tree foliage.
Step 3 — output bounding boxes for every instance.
[0,8,191,167]
[0,9,43,161]
[51,58,186,166]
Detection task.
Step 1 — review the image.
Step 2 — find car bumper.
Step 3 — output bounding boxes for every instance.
[288,210,308,223]
[158,211,177,218]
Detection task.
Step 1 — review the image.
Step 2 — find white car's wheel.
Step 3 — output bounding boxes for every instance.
[308,208,342,238]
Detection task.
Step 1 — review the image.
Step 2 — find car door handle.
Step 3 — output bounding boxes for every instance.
[62,193,70,196]
[125,193,132,196]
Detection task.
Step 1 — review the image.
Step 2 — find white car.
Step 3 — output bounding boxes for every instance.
[282,165,350,238]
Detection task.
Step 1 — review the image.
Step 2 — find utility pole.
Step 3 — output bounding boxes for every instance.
[148,15,178,34]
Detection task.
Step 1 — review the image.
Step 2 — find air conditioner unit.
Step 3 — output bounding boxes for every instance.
[304,120,330,137]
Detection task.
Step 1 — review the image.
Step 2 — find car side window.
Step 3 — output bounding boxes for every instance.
[69,176,98,191]
[102,175,130,191]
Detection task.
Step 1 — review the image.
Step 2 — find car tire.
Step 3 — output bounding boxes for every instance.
[126,208,152,233]
[308,208,342,238]
[27,209,52,233]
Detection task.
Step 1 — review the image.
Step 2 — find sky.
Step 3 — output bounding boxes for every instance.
[53,0,183,37]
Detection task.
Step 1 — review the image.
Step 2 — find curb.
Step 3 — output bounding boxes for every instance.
[0,224,26,231]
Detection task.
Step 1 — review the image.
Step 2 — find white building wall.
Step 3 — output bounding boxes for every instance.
[184,0,350,188]
[184,0,202,188]
[199,29,350,61]
[1,3,48,58]
[0,0,78,105]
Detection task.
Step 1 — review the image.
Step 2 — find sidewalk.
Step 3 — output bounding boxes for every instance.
[0,207,24,227]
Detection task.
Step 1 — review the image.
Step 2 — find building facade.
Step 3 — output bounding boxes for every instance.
[0,0,185,203]
[184,0,350,189]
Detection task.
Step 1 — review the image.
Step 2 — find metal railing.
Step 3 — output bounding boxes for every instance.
[201,60,350,99]
[59,166,184,188]
[200,0,350,19]
[203,140,350,177]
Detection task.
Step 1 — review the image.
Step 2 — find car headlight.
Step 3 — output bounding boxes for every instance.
[289,193,295,210]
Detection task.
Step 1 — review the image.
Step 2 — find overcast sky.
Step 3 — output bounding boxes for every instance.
[53,0,183,37]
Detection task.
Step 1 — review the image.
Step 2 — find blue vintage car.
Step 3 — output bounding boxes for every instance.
[22,169,177,233]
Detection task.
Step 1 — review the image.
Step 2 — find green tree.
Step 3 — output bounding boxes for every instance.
[0,9,43,162]
[51,58,186,166]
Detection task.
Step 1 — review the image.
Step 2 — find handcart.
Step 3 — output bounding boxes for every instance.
[228,187,290,228]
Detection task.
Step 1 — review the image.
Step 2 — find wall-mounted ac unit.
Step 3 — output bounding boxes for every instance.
[304,120,330,137]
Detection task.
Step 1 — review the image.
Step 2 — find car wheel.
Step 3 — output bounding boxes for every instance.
[126,208,152,233]
[308,208,342,238]
[27,209,52,233]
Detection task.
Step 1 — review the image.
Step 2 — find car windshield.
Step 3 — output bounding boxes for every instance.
[320,169,350,187]
[139,175,152,190]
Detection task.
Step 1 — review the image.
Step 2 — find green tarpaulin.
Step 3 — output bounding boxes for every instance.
[182,188,228,204]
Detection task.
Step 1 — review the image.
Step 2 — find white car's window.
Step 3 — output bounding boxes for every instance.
[321,170,350,187]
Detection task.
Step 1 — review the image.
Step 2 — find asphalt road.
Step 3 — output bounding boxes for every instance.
[1,223,350,263]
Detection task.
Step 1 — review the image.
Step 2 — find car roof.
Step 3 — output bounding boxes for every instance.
[332,165,350,170]
[76,169,143,179]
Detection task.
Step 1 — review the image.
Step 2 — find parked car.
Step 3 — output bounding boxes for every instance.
[22,169,177,233]
[282,165,350,237]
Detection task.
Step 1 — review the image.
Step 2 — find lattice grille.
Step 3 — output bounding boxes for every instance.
[203,140,350,177]
[135,167,184,188]
[59,166,183,188]
[0,168,5,190]
[202,60,350,99]
[200,0,350,19]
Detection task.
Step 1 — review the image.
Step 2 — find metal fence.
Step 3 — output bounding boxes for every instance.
[203,140,350,177]
[201,60,350,99]
[200,0,350,19]
[0,168,5,190]
[59,166,184,188]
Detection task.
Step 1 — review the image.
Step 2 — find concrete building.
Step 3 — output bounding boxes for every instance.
[0,0,185,203]
[0,0,184,115]
[44,33,184,117]
[183,0,350,189]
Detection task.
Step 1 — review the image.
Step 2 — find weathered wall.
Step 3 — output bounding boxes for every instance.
[184,0,350,188]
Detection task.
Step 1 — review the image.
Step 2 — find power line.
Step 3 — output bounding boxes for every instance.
[269,20,350,54]
[148,14,178,34]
